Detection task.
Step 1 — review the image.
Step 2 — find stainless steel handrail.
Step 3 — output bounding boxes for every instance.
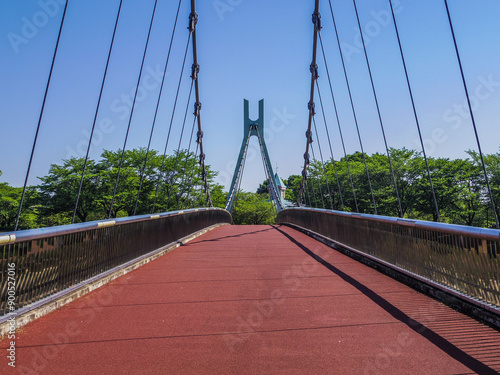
[0,208,227,244]
[277,207,500,310]
[287,207,500,241]
[0,208,231,317]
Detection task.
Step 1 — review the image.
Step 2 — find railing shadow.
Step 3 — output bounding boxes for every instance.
[274,225,500,375]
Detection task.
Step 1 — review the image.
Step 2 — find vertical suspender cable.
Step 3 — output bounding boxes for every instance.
[318,34,358,212]
[133,0,183,216]
[328,0,377,214]
[151,34,191,213]
[303,179,310,207]
[443,0,499,228]
[310,141,326,208]
[298,0,320,206]
[108,0,159,218]
[388,0,441,222]
[312,116,333,209]
[352,0,402,217]
[308,171,318,206]
[315,81,344,210]
[167,81,194,208]
[14,1,69,231]
[72,0,123,224]
[183,142,200,208]
[190,0,213,207]
[177,116,197,209]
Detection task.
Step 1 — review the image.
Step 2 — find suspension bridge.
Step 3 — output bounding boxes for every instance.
[1,0,500,374]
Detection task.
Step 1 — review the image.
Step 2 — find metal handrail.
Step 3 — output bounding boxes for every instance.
[0,208,226,244]
[288,207,500,241]
[277,208,500,311]
[0,208,231,318]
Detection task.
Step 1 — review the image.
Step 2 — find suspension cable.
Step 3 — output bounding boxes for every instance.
[312,116,333,209]
[151,33,191,213]
[443,0,499,229]
[190,0,212,207]
[177,116,197,209]
[72,0,123,224]
[108,0,159,219]
[304,179,312,207]
[308,167,318,206]
[315,81,344,210]
[167,80,195,209]
[182,142,199,209]
[388,0,441,222]
[352,0,402,217]
[14,0,69,231]
[310,142,326,208]
[327,0,377,214]
[318,34,358,212]
[133,0,183,216]
[298,0,321,206]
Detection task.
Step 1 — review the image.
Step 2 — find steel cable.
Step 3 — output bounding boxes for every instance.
[315,81,343,210]
[443,0,499,228]
[388,0,441,221]
[108,0,159,218]
[133,0,183,216]
[352,0,403,217]
[318,34,358,212]
[152,33,192,213]
[327,0,377,214]
[15,0,69,231]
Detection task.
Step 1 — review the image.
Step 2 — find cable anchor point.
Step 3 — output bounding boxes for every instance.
[188,12,198,32]
[312,11,322,31]
[306,130,313,144]
[191,63,200,80]
[196,130,204,144]
[194,101,202,117]
[308,101,316,116]
[310,63,319,80]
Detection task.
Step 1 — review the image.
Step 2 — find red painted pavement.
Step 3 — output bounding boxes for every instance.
[1,225,499,374]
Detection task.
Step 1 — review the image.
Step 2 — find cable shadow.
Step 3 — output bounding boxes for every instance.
[273,225,498,375]
[191,226,275,244]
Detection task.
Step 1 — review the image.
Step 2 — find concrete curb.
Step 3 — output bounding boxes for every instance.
[0,223,228,337]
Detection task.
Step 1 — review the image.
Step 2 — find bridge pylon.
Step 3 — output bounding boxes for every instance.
[225,99,284,213]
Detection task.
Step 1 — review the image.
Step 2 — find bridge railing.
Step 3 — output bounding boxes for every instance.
[277,208,500,311]
[0,208,231,318]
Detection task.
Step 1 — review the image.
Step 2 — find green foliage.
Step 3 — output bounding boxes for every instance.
[288,147,500,228]
[256,179,269,195]
[0,149,221,231]
[232,191,276,225]
[0,171,39,231]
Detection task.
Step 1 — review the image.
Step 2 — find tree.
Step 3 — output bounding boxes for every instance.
[284,147,499,228]
[0,170,21,230]
[36,148,221,225]
[232,191,276,225]
[0,171,38,231]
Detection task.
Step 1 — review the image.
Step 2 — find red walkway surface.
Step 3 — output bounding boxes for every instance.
[1,225,500,374]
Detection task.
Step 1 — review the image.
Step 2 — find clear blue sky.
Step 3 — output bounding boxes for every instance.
[1,0,500,193]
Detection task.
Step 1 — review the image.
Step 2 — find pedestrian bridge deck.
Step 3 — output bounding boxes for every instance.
[2,225,499,374]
